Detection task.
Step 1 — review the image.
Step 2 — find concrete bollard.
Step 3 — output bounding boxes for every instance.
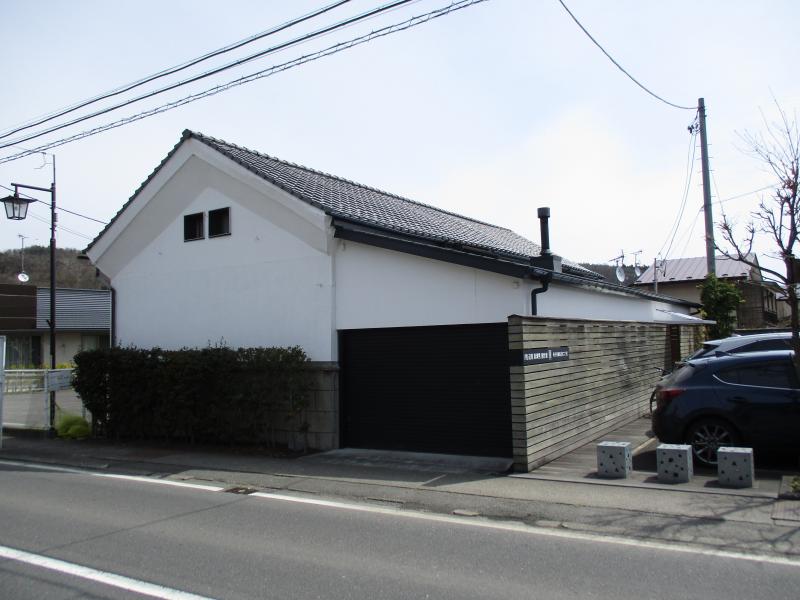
[657,444,693,483]
[717,447,755,488]
[596,441,632,479]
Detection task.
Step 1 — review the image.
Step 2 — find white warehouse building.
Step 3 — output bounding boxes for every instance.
[84,130,701,468]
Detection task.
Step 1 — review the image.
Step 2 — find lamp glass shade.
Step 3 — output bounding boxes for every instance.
[2,194,33,220]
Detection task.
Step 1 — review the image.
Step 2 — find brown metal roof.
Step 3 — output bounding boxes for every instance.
[634,255,756,285]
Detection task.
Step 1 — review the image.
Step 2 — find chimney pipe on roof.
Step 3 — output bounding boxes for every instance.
[538,207,551,256]
[529,207,561,274]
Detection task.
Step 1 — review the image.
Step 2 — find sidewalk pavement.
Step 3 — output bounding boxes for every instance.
[2,419,799,560]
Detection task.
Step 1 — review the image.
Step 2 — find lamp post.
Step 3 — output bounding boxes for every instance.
[1,161,57,437]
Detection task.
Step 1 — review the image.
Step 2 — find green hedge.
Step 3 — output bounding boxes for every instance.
[72,346,311,445]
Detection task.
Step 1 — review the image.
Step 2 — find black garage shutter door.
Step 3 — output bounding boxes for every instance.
[339,323,512,457]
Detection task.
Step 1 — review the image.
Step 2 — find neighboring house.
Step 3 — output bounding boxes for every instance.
[634,255,779,329]
[0,284,111,367]
[83,130,702,465]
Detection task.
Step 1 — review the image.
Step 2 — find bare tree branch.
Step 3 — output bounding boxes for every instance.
[721,98,800,370]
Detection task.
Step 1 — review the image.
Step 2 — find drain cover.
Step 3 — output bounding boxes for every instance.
[223,486,258,495]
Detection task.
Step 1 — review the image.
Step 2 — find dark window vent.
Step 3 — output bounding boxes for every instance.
[184,212,204,242]
[209,207,231,238]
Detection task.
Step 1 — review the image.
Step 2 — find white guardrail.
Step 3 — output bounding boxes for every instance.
[0,336,5,448]
[1,366,85,434]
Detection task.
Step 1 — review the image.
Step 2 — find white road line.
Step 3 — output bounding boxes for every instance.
[0,459,224,492]
[251,492,800,568]
[4,459,799,568]
[0,545,216,600]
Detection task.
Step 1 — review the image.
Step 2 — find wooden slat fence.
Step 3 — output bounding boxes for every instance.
[509,316,700,472]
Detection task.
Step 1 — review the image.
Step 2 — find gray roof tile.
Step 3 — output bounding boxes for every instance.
[190,131,597,277]
[87,130,599,279]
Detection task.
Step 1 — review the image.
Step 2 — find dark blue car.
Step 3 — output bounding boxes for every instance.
[651,350,800,466]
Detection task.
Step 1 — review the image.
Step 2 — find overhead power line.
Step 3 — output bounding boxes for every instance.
[0,0,488,164]
[711,171,727,221]
[556,0,695,111]
[0,183,107,224]
[715,184,777,205]
[29,214,93,240]
[676,206,703,259]
[657,121,698,261]
[0,0,417,150]
[0,0,353,142]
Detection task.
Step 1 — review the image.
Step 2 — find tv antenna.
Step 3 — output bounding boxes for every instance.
[609,250,645,283]
[632,250,643,278]
[610,251,626,283]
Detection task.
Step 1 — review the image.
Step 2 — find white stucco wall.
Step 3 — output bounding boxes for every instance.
[334,241,692,330]
[536,282,689,322]
[334,241,530,329]
[94,144,336,361]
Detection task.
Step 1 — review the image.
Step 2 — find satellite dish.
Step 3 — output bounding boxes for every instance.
[615,266,625,282]
[634,265,642,278]
[17,271,29,283]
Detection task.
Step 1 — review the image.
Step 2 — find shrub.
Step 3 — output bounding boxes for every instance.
[72,345,311,445]
[56,413,91,439]
[700,275,743,339]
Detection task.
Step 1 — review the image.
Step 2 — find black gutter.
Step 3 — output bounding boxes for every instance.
[334,220,533,279]
[332,218,700,308]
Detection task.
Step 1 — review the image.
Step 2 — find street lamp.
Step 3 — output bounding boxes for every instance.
[1,189,35,220]
[2,166,58,437]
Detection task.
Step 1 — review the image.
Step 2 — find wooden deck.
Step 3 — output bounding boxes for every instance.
[528,415,655,479]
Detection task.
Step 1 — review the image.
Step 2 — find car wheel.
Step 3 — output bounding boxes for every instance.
[685,418,740,467]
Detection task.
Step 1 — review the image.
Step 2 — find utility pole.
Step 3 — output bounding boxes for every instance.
[48,156,57,437]
[698,98,715,276]
[653,259,659,294]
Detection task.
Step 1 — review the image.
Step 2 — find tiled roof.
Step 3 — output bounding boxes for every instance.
[635,255,756,285]
[187,131,599,278]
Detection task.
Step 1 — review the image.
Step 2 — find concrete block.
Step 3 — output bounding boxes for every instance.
[657,444,693,483]
[306,410,336,433]
[314,389,337,411]
[596,441,632,479]
[717,447,754,488]
[310,432,337,450]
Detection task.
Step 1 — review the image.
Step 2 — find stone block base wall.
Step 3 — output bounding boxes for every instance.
[270,361,339,451]
[509,316,699,472]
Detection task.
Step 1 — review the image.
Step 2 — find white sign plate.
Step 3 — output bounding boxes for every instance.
[46,369,73,392]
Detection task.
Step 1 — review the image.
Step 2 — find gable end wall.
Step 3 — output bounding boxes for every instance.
[108,153,336,360]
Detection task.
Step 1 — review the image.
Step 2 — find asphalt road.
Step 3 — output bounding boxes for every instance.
[0,461,798,600]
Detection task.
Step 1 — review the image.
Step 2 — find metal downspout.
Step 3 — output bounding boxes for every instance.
[530,273,552,316]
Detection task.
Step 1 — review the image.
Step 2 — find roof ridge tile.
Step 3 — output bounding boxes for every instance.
[188,129,510,232]
[88,130,601,281]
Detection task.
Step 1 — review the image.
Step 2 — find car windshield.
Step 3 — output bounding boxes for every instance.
[684,342,719,361]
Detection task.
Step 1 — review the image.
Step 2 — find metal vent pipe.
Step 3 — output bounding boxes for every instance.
[538,207,551,256]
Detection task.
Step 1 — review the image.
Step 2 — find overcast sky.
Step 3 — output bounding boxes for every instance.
[1,0,798,278]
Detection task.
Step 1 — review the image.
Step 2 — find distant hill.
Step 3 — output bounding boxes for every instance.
[579,263,642,286]
[0,245,106,289]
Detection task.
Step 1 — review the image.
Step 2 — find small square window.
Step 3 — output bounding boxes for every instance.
[184,212,204,241]
[209,207,231,237]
